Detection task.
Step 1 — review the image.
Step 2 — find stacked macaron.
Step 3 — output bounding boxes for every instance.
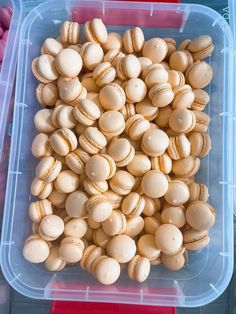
[23,18,216,285]
[0,6,12,68]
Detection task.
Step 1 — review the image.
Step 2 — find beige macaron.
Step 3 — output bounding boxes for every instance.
[93,227,111,249]
[155,105,173,128]
[138,57,152,73]
[161,206,186,228]
[49,128,78,156]
[51,105,77,129]
[34,109,56,133]
[58,77,87,106]
[167,134,191,160]
[161,249,187,271]
[99,111,125,137]
[32,54,59,83]
[144,216,161,235]
[107,137,135,167]
[44,245,66,271]
[124,216,144,238]
[142,38,168,63]
[155,224,183,255]
[102,210,126,236]
[48,189,67,209]
[187,35,214,61]
[121,192,145,218]
[64,218,88,238]
[141,170,168,198]
[188,132,211,157]
[84,178,108,196]
[186,201,215,231]
[55,48,82,78]
[31,133,53,158]
[123,78,147,104]
[73,98,101,126]
[127,152,151,177]
[168,70,185,89]
[103,190,123,209]
[192,111,210,133]
[84,18,108,44]
[128,255,150,282]
[54,170,80,193]
[65,148,90,174]
[178,39,191,50]
[183,228,210,251]
[81,73,100,93]
[116,54,141,80]
[35,156,62,182]
[93,62,116,87]
[164,37,177,60]
[28,199,53,223]
[79,127,107,155]
[120,103,136,121]
[41,37,64,56]
[39,214,64,241]
[143,196,161,216]
[80,42,104,71]
[85,154,116,181]
[148,83,174,108]
[172,84,195,109]
[164,180,189,205]
[87,215,101,230]
[80,244,105,272]
[99,83,126,111]
[109,170,136,195]
[169,50,193,72]
[125,114,150,141]
[136,98,158,122]
[36,82,59,107]
[103,49,125,66]
[65,190,88,218]
[188,181,209,203]
[191,89,210,111]
[60,21,80,44]
[107,234,136,263]
[92,255,120,285]
[59,236,85,263]
[23,234,50,263]
[141,128,169,157]
[137,234,161,261]
[172,156,200,178]
[142,64,168,89]
[123,27,145,53]
[31,177,53,199]
[102,32,123,51]
[185,61,213,89]
[169,108,196,133]
[151,153,172,174]
[86,194,113,222]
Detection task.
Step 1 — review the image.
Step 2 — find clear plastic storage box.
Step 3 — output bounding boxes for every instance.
[0,0,235,308]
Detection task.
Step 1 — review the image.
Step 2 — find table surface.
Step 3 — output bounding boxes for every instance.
[1,0,234,313]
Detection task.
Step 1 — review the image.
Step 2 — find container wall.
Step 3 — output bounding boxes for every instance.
[0,0,234,308]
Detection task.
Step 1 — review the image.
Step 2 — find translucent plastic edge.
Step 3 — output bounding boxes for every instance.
[0,0,25,161]
[0,1,234,307]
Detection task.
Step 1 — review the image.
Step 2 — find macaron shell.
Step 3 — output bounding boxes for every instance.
[92,256,120,285]
[186,201,215,231]
[107,234,136,263]
[137,234,161,260]
[99,83,126,111]
[186,61,213,89]
[141,170,168,198]
[128,255,150,282]
[23,235,50,263]
[127,152,151,177]
[45,246,66,271]
[65,190,88,218]
[99,111,125,137]
[121,192,145,218]
[141,129,169,157]
[142,38,168,63]
[102,210,126,236]
[161,206,186,228]
[87,195,113,222]
[124,216,144,237]
[155,224,183,255]
[110,170,135,195]
[183,228,210,250]
[161,251,186,271]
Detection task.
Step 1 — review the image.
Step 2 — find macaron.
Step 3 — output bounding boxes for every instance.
[99,83,126,111]
[141,170,169,198]
[103,190,123,209]
[143,196,161,216]
[73,98,101,126]
[59,236,85,263]
[80,244,105,272]
[167,134,191,160]
[188,132,211,157]
[48,189,67,209]
[39,214,64,241]
[93,227,111,249]
[80,42,104,71]
[191,89,210,111]
[187,35,214,61]
[84,178,108,196]
[84,18,108,44]
[164,37,177,60]
[87,216,101,229]
[128,255,150,282]
[142,38,168,63]
[164,180,189,205]
[186,201,215,231]
[60,21,81,44]
[151,153,172,174]
[107,234,136,263]
[168,70,185,88]
[45,245,66,271]
[161,206,186,228]
[32,54,59,83]
[0,6,13,29]
[148,83,174,108]
[192,111,210,133]
[85,154,116,181]
[103,49,125,66]
[58,77,87,105]
[141,128,169,157]
[169,108,196,133]
[64,218,88,238]
[36,82,59,107]
[178,39,191,50]
[123,78,147,103]
[65,147,90,174]
[172,156,200,178]
[155,105,173,128]
[50,128,78,156]
[86,194,113,222]
[137,234,161,261]
[136,98,158,122]
[23,234,50,263]
[81,73,100,93]
[138,57,152,73]
[31,131,53,157]
[127,152,151,177]
[172,84,195,109]
[155,224,183,255]
[144,216,161,235]
[41,38,64,57]
[125,114,150,141]
[99,111,125,137]
[83,226,94,242]
[121,192,145,218]
[31,177,53,199]
[102,32,123,51]
[109,170,135,195]
[142,64,168,89]
[102,210,126,236]
[28,199,53,223]
[65,190,88,218]
[92,256,120,285]
[188,181,209,203]
[79,127,107,155]
[185,61,213,89]
[183,228,210,251]
[34,109,56,133]
[35,156,62,182]
[169,50,193,72]
[107,137,135,167]
[54,170,80,193]
[123,27,145,53]
[93,62,116,87]
[51,105,77,129]
[124,216,144,238]
[120,103,136,120]
[161,249,187,271]
[116,54,141,80]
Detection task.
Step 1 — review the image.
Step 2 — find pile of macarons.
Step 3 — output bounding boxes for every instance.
[23,18,216,285]
[0,5,12,68]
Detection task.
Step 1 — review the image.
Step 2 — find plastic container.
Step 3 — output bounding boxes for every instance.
[0,0,24,161]
[0,0,234,308]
